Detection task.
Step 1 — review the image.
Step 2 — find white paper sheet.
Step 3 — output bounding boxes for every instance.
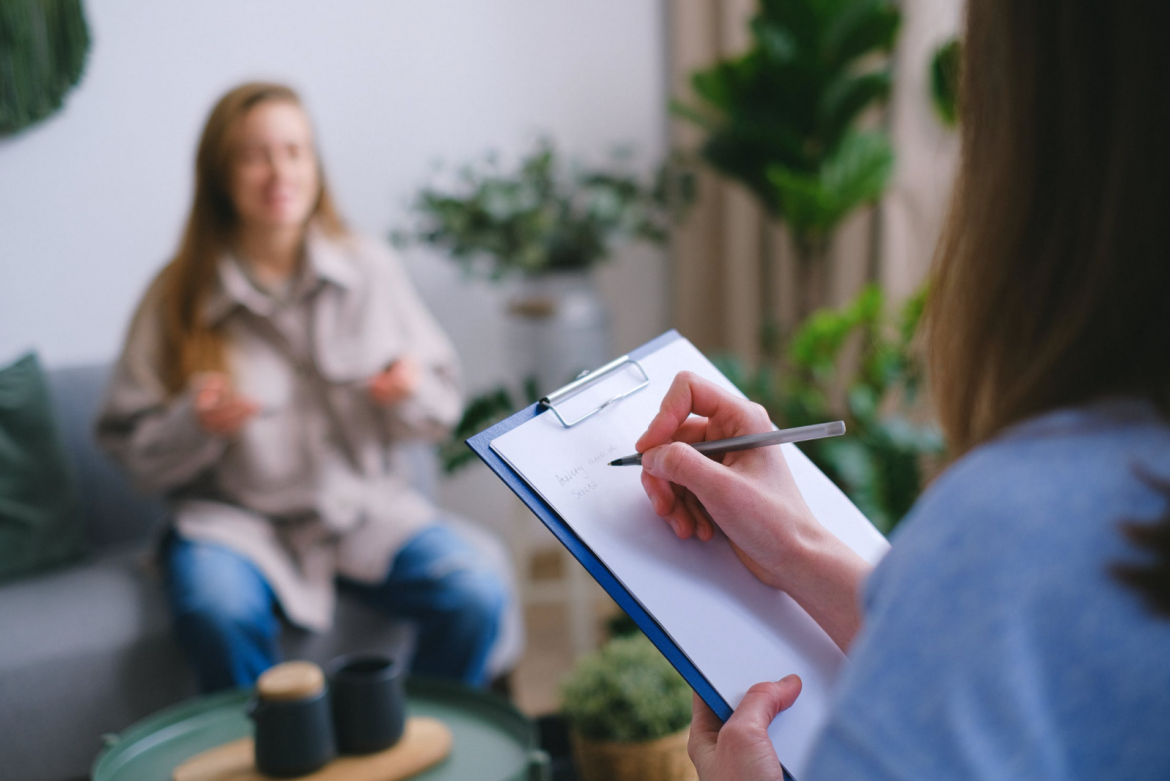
[491,336,889,777]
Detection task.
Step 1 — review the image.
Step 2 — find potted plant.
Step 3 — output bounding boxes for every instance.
[718,284,944,534]
[673,0,902,325]
[397,139,686,397]
[666,1,940,531]
[561,633,696,781]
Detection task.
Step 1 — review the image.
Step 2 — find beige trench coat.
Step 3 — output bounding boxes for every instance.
[96,230,462,631]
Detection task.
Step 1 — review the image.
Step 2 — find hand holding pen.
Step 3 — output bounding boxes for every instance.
[635,371,853,564]
[635,371,870,649]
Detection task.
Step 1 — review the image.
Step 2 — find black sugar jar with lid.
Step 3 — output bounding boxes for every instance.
[247,661,336,777]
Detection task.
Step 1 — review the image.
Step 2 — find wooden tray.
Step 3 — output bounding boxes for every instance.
[173,716,452,781]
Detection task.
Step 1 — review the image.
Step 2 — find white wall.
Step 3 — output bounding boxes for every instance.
[0,0,669,394]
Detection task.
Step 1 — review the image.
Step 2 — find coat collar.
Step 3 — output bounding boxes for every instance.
[201,225,359,325]
[305,227,362,291]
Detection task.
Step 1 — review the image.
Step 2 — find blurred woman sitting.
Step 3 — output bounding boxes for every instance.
[97,82,506,693]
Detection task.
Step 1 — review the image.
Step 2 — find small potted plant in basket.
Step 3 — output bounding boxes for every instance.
[561,633,696,781]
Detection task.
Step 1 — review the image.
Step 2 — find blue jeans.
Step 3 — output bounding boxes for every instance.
[163,523,505,693]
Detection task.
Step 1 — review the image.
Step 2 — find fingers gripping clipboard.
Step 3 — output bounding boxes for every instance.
[467,330,889,779]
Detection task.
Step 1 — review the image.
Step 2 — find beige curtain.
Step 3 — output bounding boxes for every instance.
[666,0,962,357]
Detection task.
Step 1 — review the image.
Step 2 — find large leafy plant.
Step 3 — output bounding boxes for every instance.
[397,139,683,280]
[674,0,901,317]
[718,285,942,534]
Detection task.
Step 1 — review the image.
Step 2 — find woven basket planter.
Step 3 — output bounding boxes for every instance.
[571,727,697,781]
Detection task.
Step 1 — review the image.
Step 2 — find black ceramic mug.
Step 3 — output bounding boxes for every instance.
[247,661,336,777]
[328,653,407,754]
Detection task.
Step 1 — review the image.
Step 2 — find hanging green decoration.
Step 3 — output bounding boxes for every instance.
[0,0,91,136]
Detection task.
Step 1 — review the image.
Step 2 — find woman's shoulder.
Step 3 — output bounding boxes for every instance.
[817,400,1170,779]
[910,398,1167,536]
[311,227,393,259]
[872,398,1170,609]
[309,228,407,284]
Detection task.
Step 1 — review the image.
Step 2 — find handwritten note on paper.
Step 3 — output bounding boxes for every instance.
[490,336,889,778]
[555,445,617,501]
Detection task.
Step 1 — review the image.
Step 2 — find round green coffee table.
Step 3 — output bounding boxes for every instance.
[92,678,549,781]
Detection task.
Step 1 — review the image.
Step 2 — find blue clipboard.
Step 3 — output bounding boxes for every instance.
[467,329,798,780]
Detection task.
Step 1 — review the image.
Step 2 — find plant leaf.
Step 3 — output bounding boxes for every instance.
[930,37,962,127]
[825,0,901,67]
[769,131,894,240]
[819,71,892,145]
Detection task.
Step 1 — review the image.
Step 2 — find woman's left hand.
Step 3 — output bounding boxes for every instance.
[688,675,802,781]
[369,356,420,405]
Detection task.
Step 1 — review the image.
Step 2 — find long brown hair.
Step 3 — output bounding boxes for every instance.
[926,2,1170,612]
[155,82,346,394]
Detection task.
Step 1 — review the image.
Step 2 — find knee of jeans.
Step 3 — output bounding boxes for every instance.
[447,569,507,632]
[174,583,274,635]
[168,542,274,628]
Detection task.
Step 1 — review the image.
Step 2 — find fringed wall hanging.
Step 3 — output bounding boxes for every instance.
[0,0,91,136]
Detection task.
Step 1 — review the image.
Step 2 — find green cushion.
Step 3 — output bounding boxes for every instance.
[0,352,85,581]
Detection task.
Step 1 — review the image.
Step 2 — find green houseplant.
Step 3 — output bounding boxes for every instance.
[718,285,943,533]
[670,0,934,531]
[674,0,901,320]
[561,633,695,781]
[398,138,681,280]
[400,139,689,468]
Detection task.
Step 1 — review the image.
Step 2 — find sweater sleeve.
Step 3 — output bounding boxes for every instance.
[801,447,1081,780]
[94,275,228,495]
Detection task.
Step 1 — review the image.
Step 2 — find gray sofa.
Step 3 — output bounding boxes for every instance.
[0,364,522,781]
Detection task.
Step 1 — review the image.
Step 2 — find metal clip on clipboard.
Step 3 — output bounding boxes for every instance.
[539,355,650,428]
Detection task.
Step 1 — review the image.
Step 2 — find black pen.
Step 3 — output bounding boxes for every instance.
[608,421,846,466]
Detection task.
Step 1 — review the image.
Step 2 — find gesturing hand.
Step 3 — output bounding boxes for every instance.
[689,676,802,781]
[369,356,420,406]
[192,372,259,437]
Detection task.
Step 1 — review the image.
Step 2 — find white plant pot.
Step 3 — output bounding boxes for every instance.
[506,271,612,399]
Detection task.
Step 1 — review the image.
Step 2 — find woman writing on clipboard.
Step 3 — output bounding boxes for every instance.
[638,2,1170,778]
[97,83,506,692]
